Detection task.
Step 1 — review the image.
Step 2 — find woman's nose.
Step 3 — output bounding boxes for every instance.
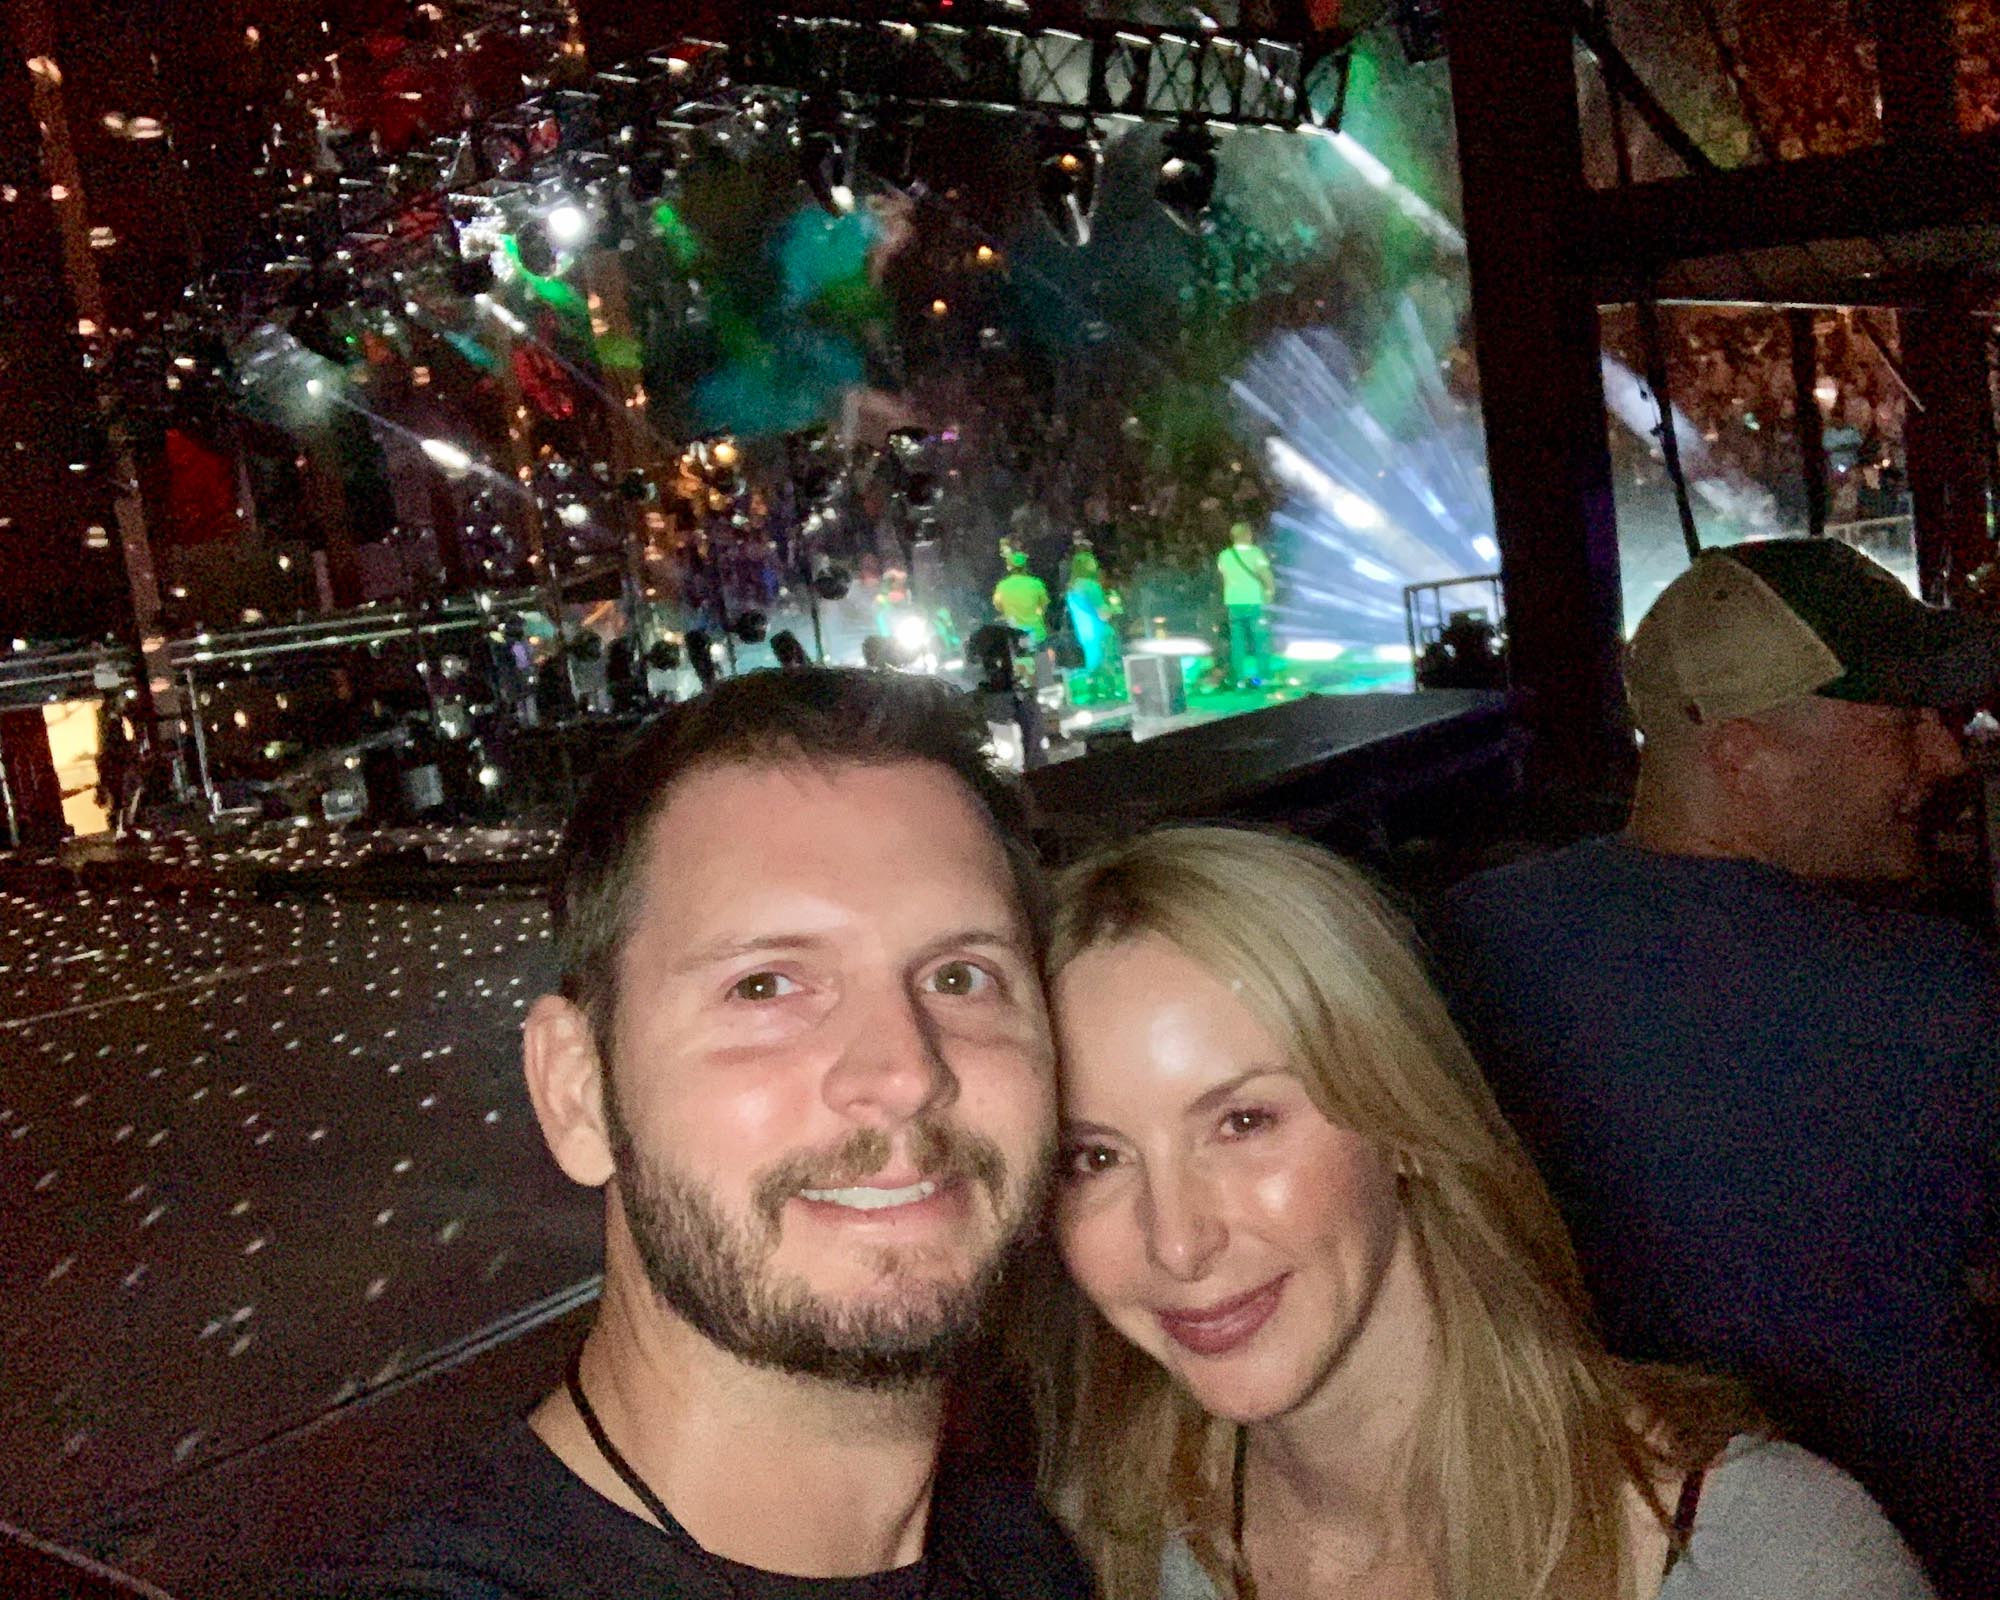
[1141,1167,1227,1282]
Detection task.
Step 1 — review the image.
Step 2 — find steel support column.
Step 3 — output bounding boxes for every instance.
[1790,310,1829,539]
[1902,299,1994,600]
[1873,0,1994,600]
[1443,0,1631,799]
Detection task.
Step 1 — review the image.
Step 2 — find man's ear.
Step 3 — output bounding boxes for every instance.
[1707,716,1782,801]
[523,994,616,1187]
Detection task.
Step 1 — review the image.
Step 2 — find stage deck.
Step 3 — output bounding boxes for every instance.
[0,886,598,1591]
[1028,688,1515,853]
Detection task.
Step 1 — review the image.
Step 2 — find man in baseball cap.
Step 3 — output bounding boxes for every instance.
[1430,540,2000,1597]
[1621,537,1995,882]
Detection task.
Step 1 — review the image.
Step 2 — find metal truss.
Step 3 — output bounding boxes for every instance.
[199,7,1349,325]
[738,14,1351,130]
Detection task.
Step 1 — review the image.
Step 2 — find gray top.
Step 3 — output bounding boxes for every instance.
[1159,1437,1934,1600]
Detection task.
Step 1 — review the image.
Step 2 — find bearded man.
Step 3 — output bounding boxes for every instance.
[316,668,1084,1600]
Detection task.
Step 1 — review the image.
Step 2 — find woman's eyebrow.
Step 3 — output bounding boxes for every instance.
[1185,1067,1287,1116]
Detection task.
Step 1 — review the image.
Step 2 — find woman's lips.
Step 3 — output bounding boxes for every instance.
[1155,1275,1288,1357]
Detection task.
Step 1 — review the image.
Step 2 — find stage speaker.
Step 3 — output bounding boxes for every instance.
[1124,653,1186,719]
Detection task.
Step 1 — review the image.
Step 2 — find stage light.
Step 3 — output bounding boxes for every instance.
[558,502,590,527]
[625,151,672,205]
[290,305,351,365]
[1156,123,1218,235]
[798,103,856,216]
[812,565,851,601]
[421,438,474,475]
[894,614,931,653]
[451,255,498,297]
[684,629,720,687]
[546,203,590,247]
[1036,124,1099,247]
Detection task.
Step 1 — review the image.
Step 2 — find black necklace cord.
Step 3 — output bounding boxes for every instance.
[565,1344,685,1536]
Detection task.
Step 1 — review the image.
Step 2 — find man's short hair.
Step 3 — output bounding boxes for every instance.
[551,666,1044,1059]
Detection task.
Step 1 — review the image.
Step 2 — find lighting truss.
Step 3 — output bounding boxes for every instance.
[738,14,1351,131]
[201,5,1350,330]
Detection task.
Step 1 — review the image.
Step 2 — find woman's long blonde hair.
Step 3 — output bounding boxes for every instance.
[1032,826,1753,1600]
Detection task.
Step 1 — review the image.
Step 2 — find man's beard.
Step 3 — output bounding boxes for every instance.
[603,1080,1049,1390]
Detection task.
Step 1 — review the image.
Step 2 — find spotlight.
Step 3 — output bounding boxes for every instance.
[811,564,851,602]
[1156,123,1218,235]
[290,306,351,365]
[546,203,591,247]
[512,226,558,278]
[451,254,497,298]
[798,103,856,216]
[625,151,671,204]
[684,628,719,687]
[1036,124,1099,248]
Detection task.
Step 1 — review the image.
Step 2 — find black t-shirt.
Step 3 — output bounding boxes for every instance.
[300,1421,1093,1600]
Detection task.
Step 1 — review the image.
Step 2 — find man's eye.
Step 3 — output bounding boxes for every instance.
[729,971,799,1002]
[927,960,994,997]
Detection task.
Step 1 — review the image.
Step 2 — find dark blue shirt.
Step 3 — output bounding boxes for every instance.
[1430,836,2000,1597]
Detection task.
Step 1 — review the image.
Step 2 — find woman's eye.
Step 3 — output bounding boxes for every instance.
[729,971,799,1003]
[1062,1144,1121,1179]
[1221,1107,1276,1138]
[926,959,994,997]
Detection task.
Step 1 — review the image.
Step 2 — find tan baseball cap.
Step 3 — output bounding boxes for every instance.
[1625,538,2000,732]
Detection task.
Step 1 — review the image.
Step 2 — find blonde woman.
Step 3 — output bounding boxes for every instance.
[1035,826,1933,1600]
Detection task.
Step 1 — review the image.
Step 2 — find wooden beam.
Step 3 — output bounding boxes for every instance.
[1444,0,1633,800]
[1575,129,2000,279]
[1571,2,1716,177]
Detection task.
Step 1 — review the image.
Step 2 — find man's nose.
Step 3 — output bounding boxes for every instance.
[1141,1164,1227,1283]
[822,986,957,1129]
